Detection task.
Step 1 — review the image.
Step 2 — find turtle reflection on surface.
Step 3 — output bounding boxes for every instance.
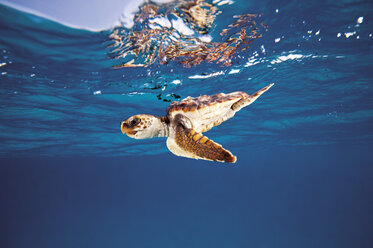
[109,0,265,68]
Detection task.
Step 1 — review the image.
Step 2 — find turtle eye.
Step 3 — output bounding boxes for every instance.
[131,118,140,126]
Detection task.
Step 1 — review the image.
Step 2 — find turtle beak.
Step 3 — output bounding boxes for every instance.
[121,121,127,134]
[121,121,137,136]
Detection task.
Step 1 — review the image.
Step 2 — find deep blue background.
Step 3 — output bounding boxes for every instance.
[1,145,373,248]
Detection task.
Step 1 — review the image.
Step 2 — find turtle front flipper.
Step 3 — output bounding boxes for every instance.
[166,125,236,163]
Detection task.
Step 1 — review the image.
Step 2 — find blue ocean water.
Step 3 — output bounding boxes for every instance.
[0,0,373,247]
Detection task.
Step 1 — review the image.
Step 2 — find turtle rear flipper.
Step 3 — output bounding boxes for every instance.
[231,83,274,111]
[166,125,236,163]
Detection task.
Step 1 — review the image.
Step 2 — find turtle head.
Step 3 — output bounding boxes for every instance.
[121,114,163,139]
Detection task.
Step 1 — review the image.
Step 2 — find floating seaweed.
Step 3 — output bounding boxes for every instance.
[109,0,264,68]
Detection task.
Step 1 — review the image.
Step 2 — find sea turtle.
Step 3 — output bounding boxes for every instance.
[121,83,273,163]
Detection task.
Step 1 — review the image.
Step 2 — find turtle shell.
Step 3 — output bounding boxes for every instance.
[167,91,248,133]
